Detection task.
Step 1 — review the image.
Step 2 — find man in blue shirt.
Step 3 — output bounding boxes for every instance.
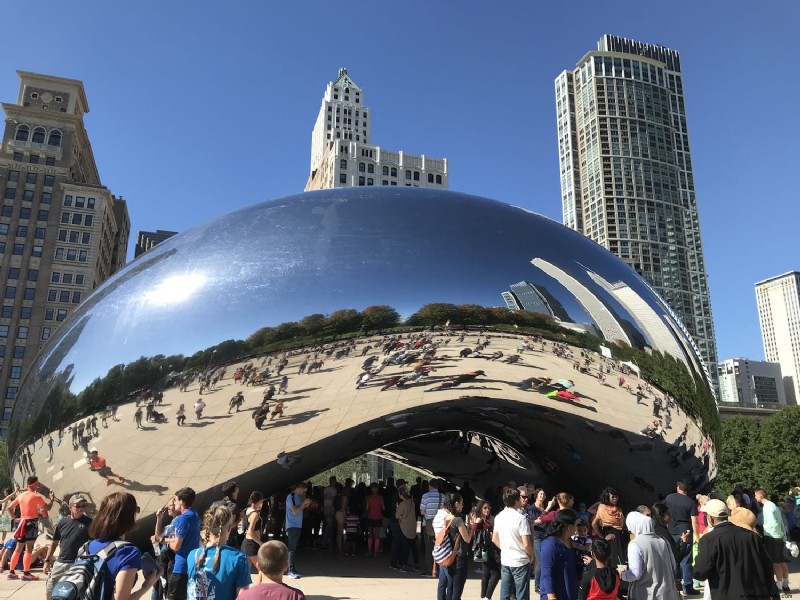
[165,487,201,600]
[285,483,311,579]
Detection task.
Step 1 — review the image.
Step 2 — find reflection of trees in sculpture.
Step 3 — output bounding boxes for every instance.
[23,301,717,445]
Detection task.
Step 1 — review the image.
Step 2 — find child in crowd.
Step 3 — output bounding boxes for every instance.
[571,520,593,572]
[578,539,620,600]
[237,540,305,600]
[344,507,360,557]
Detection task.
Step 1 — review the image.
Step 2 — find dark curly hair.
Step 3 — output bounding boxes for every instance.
[598,487,619,506]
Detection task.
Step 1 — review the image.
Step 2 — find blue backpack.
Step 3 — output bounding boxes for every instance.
[51,541,130,600]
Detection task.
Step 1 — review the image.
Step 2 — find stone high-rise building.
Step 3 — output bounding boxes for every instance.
[305,68,448,191]
[134,229,177,258]
[555,35,718,386]
[756,271,800,404]
[0,71,129,429]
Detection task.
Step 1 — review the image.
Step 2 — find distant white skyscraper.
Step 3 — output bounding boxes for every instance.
[305,68,448,191]
[555,35,718,386]
[717,358,786,406]
[756,271,800,404]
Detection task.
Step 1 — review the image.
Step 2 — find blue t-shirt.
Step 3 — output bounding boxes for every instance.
[173,508,201,574]
[187,545,251,600]
[87,539,142,600]
[285,494,303,530]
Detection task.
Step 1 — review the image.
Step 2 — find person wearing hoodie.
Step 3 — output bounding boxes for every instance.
[617,511,680,600]
[577,539,620,600]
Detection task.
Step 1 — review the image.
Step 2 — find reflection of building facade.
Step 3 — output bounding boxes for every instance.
[555,35,718,387]
[531,258,631,345]
[134,229,177,258]
[0,72,129,428]
[717,358,785,406]
[305,68,448,191]
[756,271,800,404]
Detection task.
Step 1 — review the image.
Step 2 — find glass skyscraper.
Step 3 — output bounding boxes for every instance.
[556,34,717,386]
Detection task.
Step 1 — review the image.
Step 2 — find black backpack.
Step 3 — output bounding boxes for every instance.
[51,541,131,600]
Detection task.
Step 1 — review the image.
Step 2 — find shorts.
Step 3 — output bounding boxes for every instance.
[764,536,787,564]
[241,538,260,557]
[367,518,383,528]
[13,519,38,542]
[166,572,188,600]
[46,560,73,596]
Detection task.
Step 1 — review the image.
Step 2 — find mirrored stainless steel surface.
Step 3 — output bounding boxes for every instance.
[8,188,718,538]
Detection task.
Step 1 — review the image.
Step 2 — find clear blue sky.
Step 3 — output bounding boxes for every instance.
[1,0,797,364]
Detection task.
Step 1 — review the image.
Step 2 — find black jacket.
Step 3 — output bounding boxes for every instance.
[694,520,779,600]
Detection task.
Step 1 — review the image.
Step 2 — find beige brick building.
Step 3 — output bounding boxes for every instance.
[0,71,129,430]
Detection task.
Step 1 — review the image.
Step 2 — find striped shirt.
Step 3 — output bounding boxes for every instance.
[420,490,443,520]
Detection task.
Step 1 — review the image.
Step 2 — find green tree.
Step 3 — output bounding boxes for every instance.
[757,406,800,494]
[299,314,327,338]
[457,304,492,326]
[715,416,762,492]
[325,309,362,336]
[361,305,400,331]
[407,303,460,327]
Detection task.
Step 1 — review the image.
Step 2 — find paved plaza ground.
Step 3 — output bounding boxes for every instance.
[1,549,799,600]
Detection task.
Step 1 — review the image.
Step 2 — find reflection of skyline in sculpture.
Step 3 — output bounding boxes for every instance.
[585,270,688,365]
[504,281,572,323]
[531,258,632,345]
[7,188,717,545]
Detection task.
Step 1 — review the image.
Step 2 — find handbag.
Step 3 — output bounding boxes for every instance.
[471,527,489,562]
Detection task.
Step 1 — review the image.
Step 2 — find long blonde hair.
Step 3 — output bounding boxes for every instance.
[195,504,233,573]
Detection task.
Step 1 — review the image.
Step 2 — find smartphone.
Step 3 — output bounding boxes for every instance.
[141,552,158,577]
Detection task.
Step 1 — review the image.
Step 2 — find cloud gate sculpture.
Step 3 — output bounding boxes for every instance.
[8,188,717,541]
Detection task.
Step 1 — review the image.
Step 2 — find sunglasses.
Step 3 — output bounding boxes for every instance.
[520,495,529,499]
[74,504,87,509]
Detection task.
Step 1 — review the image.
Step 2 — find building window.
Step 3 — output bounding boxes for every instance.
[41,327,51,341]
[382,166,389,176]
[1,307,10,318]
[8,171,19,182]
[59,290,70,303]
[382,180,388,185]
[26,269,37,282]
[1,206,11,218]
[82,232,90,244]
[41,192,51,204]
[72,292,81,304]
[14,125,29,142]
[61,212,70,223]
[38,210,48,221]
[12,346,24,359]
[10,366,21,380]
[26,172,37,185]
[0,242,4,252]
[32,127,46,144]
[20,307,31,319]
[79,250,87,262]
[427,173,434,183]
[12,244,23,256]
[56,309,67,321]
[64,195,73,207]
[72,214,82,225]
[339,173,346,184]
[46,157,55,166]
[48,290,57,302]
[55,248,64,259]
[13,152,22,161]
[87,198,95,209]
[84,215,93,226]
[51,272,60,283]
[66,249,76,261]
[23,289,34,301]
[32,245,42,257]
[58,230,67,241]
[0,326,7,337]
[75,274,84,285]
[48,130,62,147]
[5,386,18,400]
[367,164,374,174]
[44,308,54,320]
[8,268,19,280]
[391,167,397,177]
[0,224,8,234]
[16,327,27,340]
[4,188,15,200]
[340,159,347,169]
[414,171,420,181]
[16,225,27,237]
[405,170,411,180]
[62,273,73,284]
[358,176,365,186]
[44,175,55,187]
[359,162,365,172]
[69,231,79,243]
[22,190,34,202]
[29,155,39,164]
[436,174,442,184]
[75,196,85,208]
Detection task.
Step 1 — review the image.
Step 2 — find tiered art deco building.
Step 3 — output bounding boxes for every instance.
[556,35,718,386]
[305,68,448,191]
[0,72,129,430]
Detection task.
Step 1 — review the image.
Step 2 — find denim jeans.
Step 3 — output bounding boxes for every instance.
[533,537,543,588]
[672,533,693,589]
[287,527,302,572]
[437,554,467,600]
[500,564,530,600]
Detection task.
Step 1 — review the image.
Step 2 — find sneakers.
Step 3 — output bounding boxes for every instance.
[7,572,19,580]
[287,571,301,579]
[683,588,701,597]
[782,585,791,593]
[21,573,39,581]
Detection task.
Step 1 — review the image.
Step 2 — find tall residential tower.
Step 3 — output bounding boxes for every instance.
[0,72,129,430]
[556,35,717,384]
[305,68,448,191]
[756,271,800,404]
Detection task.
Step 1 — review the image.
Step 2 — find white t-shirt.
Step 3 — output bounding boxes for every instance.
[493,506,531,567]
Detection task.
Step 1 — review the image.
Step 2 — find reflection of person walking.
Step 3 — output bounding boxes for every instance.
[176,404,186,426]
[47,437,53,460]
[134,407,143,429]
[194,399,206,420]
[270,401,285,421]
[279,376,288,394]
[88,449,125,486]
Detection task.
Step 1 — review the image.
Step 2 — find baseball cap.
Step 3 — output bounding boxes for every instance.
[89,447,98,453]
[69,494,88,505]
[701,498,728,518]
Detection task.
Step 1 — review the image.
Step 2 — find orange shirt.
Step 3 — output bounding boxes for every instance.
[90,456,107,470]
[10,490,46,520]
